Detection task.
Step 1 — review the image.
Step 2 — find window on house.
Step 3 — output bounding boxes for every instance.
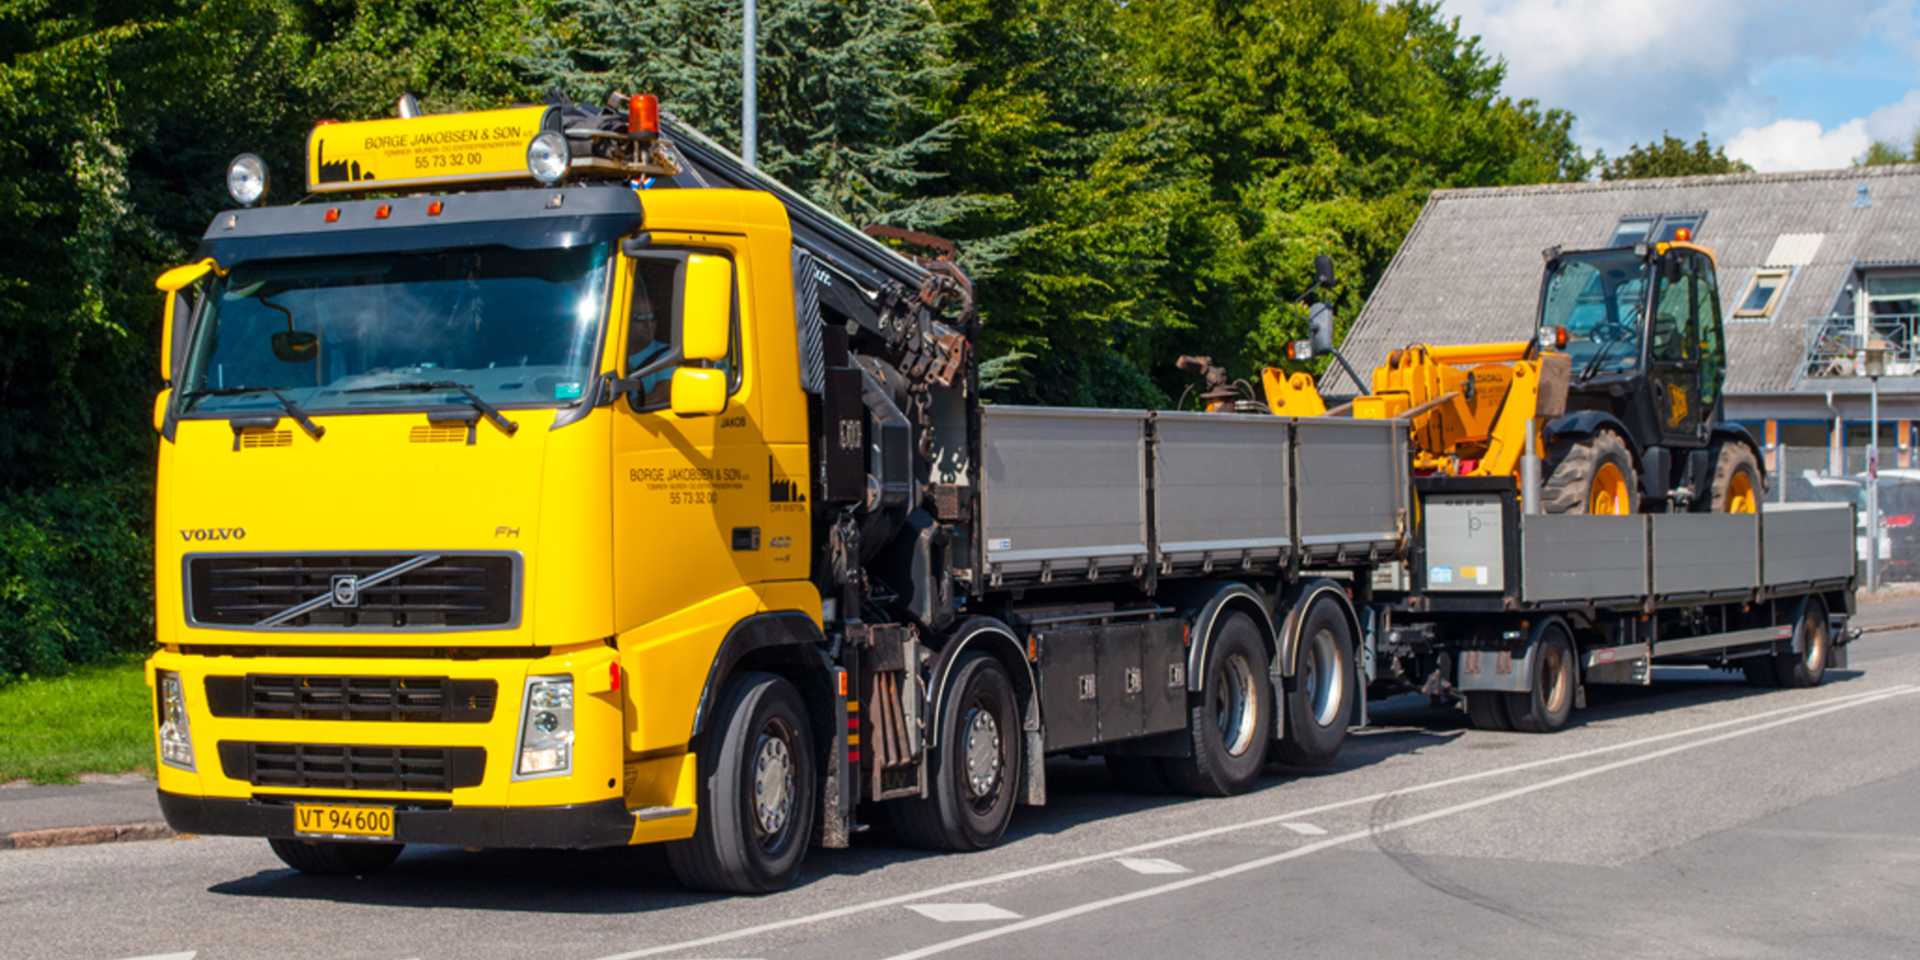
[1609,212,1706,246]
[1734,269,1789,320]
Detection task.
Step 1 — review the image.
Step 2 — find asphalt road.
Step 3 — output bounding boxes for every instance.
[9,630,1920,960]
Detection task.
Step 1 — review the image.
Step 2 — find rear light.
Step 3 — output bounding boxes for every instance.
[374,204,391,220]
[630,93,660,137]
[323,207,340,223]
[1887,514,1913,529]
[427,200,444,216]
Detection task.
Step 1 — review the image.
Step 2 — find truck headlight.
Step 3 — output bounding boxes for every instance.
[155,670,195,770]
[516,675,573,778]
[526,132,570,186]
[226,153,268,206]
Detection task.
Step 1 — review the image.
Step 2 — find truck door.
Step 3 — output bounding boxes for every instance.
[608,244,766,631]
[1691,250,1728,421]
[1646,252,1703,445]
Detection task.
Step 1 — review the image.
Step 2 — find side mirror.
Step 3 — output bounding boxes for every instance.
[669,367,727,417]
[1314,254,1336,290]
[271,329,319,363]
[156,260,216,382]
[681,253,732,362]
[1307,301,1336,354]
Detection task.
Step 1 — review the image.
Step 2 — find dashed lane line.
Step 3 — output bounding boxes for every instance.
[907,904,1022,923]
[880,684,1920,960]
[1279,822,1326,836]
[1115,857,1190,875]
[588,683,1914,960]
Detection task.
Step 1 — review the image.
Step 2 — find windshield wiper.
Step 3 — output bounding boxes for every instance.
[179,385,325,440]
[345,381,519,436]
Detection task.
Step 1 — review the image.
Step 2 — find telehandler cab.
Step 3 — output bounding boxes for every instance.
[1261,235,1762,515]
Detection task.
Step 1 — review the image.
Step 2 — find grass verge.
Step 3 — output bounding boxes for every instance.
[0,658,151,784]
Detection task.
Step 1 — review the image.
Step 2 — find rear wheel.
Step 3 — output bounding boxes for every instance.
[667,672,816,894]
[1543,429,1639,515]
[267,838,404,876]
[1773,600,1831,689]
[1165,612,1271,796]
[1276,599,1355,767]
[1710,441,1762,513]
[1505,625,1577,733]
[889,653,1022,851]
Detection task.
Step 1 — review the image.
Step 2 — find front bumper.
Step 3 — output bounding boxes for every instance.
[157,791,637,849]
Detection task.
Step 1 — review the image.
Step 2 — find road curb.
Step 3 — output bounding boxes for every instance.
[1856,620,1920,635]
[0,822,175,851]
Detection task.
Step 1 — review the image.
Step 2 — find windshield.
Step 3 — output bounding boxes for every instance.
[1540,249,1648,378]
[179,244,612,416]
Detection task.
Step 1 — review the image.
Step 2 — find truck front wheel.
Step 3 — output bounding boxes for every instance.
[1165,612,1271,796]
[890,652,1021,851]
[667,672,817,894]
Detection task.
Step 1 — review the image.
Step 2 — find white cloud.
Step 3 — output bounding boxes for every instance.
[1726,119,1871,172]
[1726,89,1920,172]
[1441,0,1917,154]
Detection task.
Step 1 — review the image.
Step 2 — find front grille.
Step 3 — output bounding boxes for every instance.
[218,741,486,792]
[186,553,517,629]
[205,675,497,722]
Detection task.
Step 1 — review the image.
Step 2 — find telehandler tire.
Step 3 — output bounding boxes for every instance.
[1543,429,1638,515]
[667,672,816,894]
[1709,441,1762,514]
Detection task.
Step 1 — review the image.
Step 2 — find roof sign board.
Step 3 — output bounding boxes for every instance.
[304,106,558,194]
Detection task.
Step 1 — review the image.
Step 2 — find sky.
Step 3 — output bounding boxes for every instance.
[1442,0,1920,172]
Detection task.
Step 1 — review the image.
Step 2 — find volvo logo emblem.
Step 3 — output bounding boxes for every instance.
[329,574,360,608]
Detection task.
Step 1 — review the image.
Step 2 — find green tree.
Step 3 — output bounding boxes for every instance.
[1858,128,1920,167]
[1598,132,1750,180]
[528,0,981,229]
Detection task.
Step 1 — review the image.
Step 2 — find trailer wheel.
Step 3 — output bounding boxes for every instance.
[1543,429,1638,515]
[889,652,1021,851]
[1276,600,1354,767]
[1105,755,1173,794]
[667,671,816,894]
[1165,612,1271,796]
[1504,625,1576,733]
[267,838,404,876]
[1464,692,1511,731]
[1773,599,1831,689]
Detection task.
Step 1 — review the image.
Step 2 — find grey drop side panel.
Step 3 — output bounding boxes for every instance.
[982,407,1148,575]
[1152,413,1291,557]
[1423,494,1506,592]
[1761,502,1854,585]
[1521,515,1648,602]
[1650,514,1759,595]
[1293,417,1407,550]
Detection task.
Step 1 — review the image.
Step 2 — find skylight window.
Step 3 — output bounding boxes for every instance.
[1609,212,1706,246]
[1733,269,1789,320]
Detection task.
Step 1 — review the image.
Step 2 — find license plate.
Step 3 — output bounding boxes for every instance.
[293,803,394,840]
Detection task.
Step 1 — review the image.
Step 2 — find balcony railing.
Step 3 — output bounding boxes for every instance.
[1798,313,1920,384]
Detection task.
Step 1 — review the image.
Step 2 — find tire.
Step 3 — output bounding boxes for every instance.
[1739,658,1779,686]
[1709,441,1762,514]
[1505,625,1577,733]
[1542,430,1639,515]
[1164,612,1271,796]
[1773,600,1831,689]
[889,653,1021,851]
[1464,692,1511,731]
[666,672,816,894]
[267,838,404,876]
[1275,599,1355,767]
[1105,755,1173,794]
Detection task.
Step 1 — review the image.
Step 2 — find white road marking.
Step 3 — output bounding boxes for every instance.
[908,903,1022,922]
[1280,822,1325,836]
[114,953,196,960]
[880,684,1920,959]
[588,683,1913,960]
[1115,857,1190,875]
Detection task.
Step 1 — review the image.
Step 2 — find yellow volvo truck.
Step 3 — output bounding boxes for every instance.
[148,96,1390,892]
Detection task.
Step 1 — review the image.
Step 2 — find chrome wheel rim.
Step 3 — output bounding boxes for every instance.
[1805,614,1828,674]
[1542,641,1571,715]
[751,723,795,840]
[962,707,1002,799]
[1303,627,1346,728]
[1213,653,1259,758]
